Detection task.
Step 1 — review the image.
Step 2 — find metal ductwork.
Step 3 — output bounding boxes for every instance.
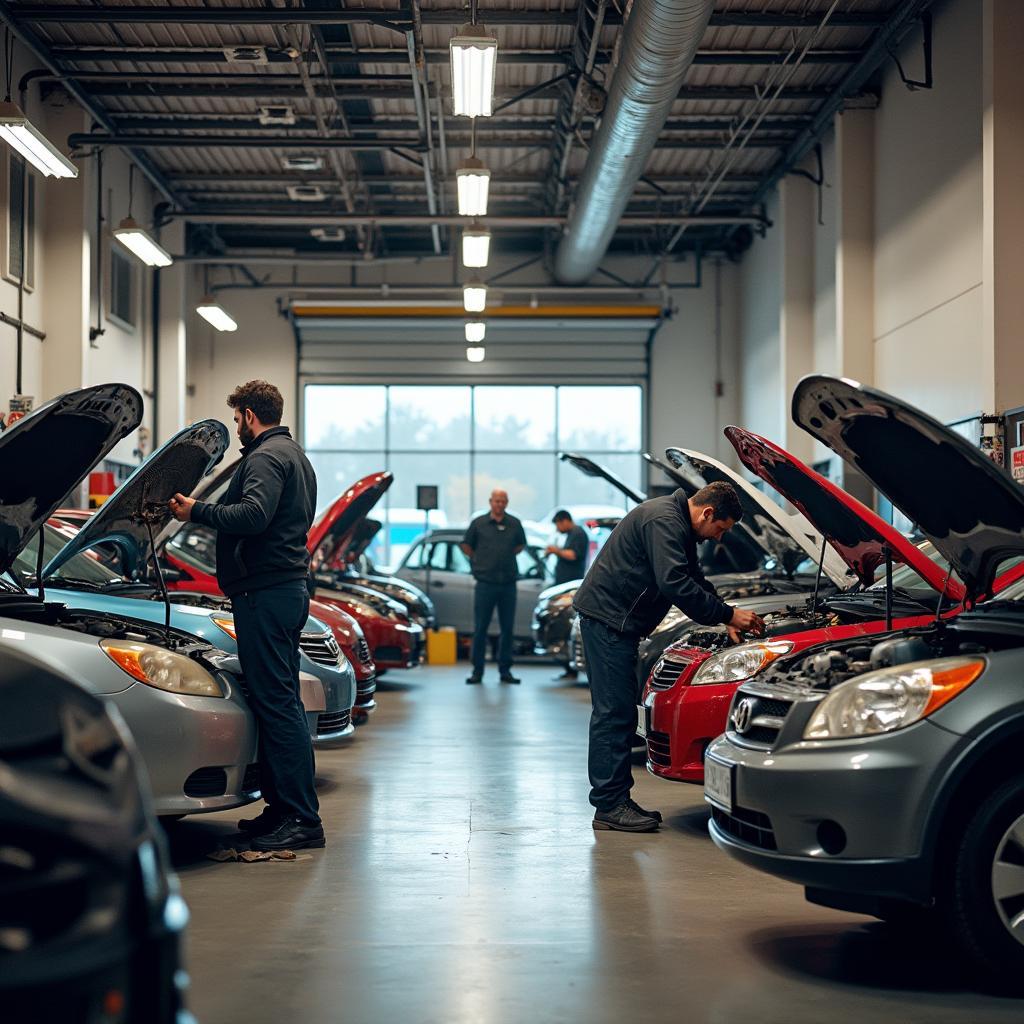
[554,0,715,284]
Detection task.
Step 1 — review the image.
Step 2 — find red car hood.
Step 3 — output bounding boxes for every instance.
[308,471,393,570]
[793,376,1024,600]
[725,426,964,598]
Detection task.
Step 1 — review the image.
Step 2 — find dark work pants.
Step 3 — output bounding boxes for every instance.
[232,580,320,825]
[471,580,517,676]
[580,614,640,811]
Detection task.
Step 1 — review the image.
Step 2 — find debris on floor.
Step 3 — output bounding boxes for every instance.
[206,848,299,863]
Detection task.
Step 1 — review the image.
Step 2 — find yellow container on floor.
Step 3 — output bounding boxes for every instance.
[426,627,457,665]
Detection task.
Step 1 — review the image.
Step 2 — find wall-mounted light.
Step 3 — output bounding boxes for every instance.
[113,217,173,267]
[0,100,78,178]
[463,282,487,313]
[461,224,491,269]
[465,321,486,343]
[196,297,238,332]
[466,345,486,363]
[456,158,490,216]
[449,25,497,117]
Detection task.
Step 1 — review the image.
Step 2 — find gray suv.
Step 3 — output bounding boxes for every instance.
[706,376,1024,988]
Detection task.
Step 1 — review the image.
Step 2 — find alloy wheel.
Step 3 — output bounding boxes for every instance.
[991,810,1024,947]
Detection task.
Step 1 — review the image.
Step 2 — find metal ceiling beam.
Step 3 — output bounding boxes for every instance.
[165,172,762,187]
[11,6,885,28]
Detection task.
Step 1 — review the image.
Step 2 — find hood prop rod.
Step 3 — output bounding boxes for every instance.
[35,526,45,603]
[144,516,172,644]
[883,543,894,631]
[809,536,827,613]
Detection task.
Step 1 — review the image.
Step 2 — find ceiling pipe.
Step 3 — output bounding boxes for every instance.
[554,0,715,284]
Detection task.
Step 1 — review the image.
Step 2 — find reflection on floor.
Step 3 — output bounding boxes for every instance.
[169,665,1022,1024]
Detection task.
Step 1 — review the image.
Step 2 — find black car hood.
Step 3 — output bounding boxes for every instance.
[0,384,142,574]
[559,452,645,504]
[45,420,229,580]
[793,375,1024,600]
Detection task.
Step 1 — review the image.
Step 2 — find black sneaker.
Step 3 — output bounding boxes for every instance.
[237,806,284,835]
[628,798,663,824]
[466,674,482,685]
[500,674,521,684]
[250,817,326,851]
[593,802,659,833]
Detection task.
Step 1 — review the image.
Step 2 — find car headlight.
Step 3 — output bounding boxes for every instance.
[652,607,690,635]
[100,639,226,698]
[211,615,236,640]
[691,640,794,686]
[803,657,985,740]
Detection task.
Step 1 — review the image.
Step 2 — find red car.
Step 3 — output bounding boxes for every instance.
[641,428,1023,784]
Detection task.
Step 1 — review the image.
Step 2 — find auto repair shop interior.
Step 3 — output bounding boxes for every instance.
[2,1,1024,1022]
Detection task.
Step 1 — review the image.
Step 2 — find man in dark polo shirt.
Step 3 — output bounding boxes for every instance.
[546,509,589,586]
[461,488,527,685]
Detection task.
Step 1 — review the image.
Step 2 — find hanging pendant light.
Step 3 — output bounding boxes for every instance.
[456,158,491,216]
[449,24,497,118]
[462,282,487,313]
[461,224,491,269]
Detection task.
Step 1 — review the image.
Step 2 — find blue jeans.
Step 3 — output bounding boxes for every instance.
[580,614,640,811]
[232,580,320,825]
[471,580,517,676]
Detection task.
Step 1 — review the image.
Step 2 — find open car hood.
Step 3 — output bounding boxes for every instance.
[308,471,393,570]
[665,446,850,588]
[0,384,142,574]
[793,375,1024,600]
[44,420,229,580]
[725,426,964,598]
[643,451,705,494]
[559,453,645,504]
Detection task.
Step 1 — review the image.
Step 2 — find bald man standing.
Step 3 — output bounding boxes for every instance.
[461,489,528,684]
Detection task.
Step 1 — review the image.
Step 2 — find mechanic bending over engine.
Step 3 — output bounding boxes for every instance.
[573,481,765,834]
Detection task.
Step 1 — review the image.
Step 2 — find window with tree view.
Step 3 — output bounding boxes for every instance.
[303,384,643,566]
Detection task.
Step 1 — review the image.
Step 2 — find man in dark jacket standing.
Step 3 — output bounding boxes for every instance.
[168,380,323,851]
[574,482,764,833]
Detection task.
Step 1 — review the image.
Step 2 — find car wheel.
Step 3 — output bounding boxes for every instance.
[945,775,1024,989]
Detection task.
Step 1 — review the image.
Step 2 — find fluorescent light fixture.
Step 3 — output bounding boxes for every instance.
[456,158,490,216]
[465,321,486,343]
[466,345,486,363]
[196,297,238,332]
[113,217,173,267]
[461,225,491,268]
[463,283,487,313]
[450,25,497,117]
[0,100,78,178]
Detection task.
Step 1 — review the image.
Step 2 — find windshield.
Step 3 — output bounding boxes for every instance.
[11,525,125,590]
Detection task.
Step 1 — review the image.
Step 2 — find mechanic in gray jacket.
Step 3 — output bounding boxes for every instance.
[574,481,764,833]
[169,380,324,852]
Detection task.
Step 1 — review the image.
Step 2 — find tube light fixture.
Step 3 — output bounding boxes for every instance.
[466,345,486,363]
[456,158,491,216]
[461,225,491,269]
[113,217,173,268]
[465,321,486,343]
[0,101,78,178]
[463,283,487,313]
[196,296,239,332]
[449,25,498,118]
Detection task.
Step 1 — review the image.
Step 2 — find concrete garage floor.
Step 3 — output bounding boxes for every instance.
[168,665,1021,1024]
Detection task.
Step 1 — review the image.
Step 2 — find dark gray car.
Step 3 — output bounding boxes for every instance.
[706,376,1024,988]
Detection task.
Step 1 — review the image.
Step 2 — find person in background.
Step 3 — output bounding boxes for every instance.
[573,481,765,833]
[461,489,527,685]
[169,380,324,852]
[546,510,589,682]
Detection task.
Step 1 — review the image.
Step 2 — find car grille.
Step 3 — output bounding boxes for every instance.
[711,804,777,851]
[355,637,373,666]
[646,729,672,768]
[299,632,342,668]
[726,694,793,750]
[356,675,377,701]
[649,653,694,691]
[316,709,352,735]
[184,767,227,798]
[242,763,260,793]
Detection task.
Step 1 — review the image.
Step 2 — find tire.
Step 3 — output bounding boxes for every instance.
[944,774,1024,990]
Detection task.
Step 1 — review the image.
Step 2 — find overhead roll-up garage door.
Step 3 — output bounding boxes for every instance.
[292,300,660,385]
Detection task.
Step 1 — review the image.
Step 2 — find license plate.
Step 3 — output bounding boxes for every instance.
[636,704,648,738]
[704,757,734,811]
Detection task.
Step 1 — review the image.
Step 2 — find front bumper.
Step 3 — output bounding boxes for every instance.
[531,608,572,659]
[110,675,259,817]
[646,681,736,784]
[702,721,959,905]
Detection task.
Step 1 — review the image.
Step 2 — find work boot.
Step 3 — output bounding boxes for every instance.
[593,802,659,833]
[552,670,578,682]
[250,817,326,852]
[628,798,663,824]
[500,674,521,684]
[237,806,283,835]
[466,674,482,685]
